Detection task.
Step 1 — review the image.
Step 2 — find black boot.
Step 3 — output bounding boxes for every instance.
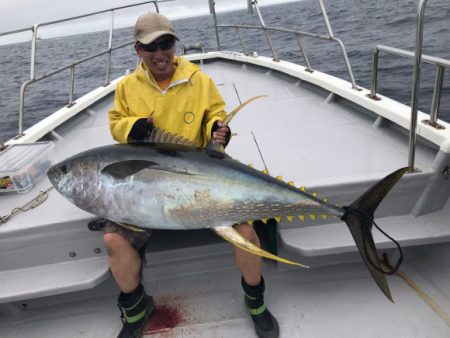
[117,284,155,338]
[242,276,280,338]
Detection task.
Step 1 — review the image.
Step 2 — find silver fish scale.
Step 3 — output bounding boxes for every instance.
[49,143,344,230]
[165,181,330,227]
[160,154,343,227]
[226,201,326,221]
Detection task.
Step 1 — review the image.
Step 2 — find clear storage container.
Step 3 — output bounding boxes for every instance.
[0,142,55,194]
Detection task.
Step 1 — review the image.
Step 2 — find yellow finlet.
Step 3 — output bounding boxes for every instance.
[310,214,317,221]
[300,186,306,191]
[276,175,283,181]
[312,192,317,197]
[286,216,294,222]
[321,214,329,220]
[248,163,254,168]
[262,169,269,175]
[288,181,294,186]
[261,218,268,224]
[213,225,309,268]
[298,215,305,221]
[274,216,282,222]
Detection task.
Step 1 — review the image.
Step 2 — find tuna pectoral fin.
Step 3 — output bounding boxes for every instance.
[101,160,157,179]
[212,225,309,268]
[342,167,409,302]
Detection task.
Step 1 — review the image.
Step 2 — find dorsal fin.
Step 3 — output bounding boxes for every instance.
[146,127,197,147]
[206,95,267,153]
[222,95,267,126]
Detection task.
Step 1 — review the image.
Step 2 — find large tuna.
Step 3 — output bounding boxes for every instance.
[48,140,407,302]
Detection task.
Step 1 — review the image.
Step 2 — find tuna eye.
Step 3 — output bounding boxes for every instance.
[60,164,68,175]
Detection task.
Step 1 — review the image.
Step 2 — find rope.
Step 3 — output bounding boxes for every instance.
[1,186,53,224]
[382,258,450,327]
[346,207,450,326]
[370,220,404,275]
[344,207,403,275]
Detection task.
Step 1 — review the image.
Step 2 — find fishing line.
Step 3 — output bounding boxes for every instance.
[251,131,270,174]
[233,83,242,104]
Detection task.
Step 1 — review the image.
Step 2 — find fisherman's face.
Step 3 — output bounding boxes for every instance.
[136,35,176,82]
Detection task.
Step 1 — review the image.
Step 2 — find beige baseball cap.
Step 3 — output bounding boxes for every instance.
[134,12,179,44]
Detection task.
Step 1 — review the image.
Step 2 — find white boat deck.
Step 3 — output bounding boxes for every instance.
[1,243,449,337]
[1,56,449,337]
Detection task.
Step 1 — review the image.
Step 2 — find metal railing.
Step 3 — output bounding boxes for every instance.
[368,45,449,129]
[0,1,173,139]
[208,0,358,89]
[367,0,448,172]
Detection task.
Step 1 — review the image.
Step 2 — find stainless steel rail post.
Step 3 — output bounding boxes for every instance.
[409,0,428,172]
[428,65,445,127]
[368,48,380,100]
[154,0,160,13]
[105,10,115,86]
[295,33,313,72]
[318,0,334,38]
[237,28,249,55]
[333,38,359,89]
[30,24,39,80]
[319,0,358,89]
[18,80,33,137]
[68,66,76,107]
[209,0,221,51]
[253,1,279,61]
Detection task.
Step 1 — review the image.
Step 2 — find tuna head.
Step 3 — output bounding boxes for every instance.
[47,154,101,209]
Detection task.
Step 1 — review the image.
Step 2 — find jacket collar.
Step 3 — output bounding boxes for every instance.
[137,56,200,91]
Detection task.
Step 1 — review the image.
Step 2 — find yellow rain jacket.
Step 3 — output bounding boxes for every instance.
[109,57,227,148]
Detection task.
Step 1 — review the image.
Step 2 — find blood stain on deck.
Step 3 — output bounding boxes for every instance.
[143,303,185,335]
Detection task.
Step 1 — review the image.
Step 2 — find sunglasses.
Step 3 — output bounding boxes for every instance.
[137,37,175,52]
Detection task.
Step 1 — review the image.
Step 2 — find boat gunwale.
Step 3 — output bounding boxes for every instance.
[6,51,450,155]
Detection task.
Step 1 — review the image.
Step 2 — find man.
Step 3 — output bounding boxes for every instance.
[107,12,279,338]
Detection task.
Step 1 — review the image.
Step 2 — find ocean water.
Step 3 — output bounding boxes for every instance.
[0,0,449,142]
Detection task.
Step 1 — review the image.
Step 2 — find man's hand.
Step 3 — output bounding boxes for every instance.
[128,116,154,142]
[212,121,230,145]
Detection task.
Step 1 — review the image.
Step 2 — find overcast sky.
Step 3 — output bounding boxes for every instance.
[0,0,300,39]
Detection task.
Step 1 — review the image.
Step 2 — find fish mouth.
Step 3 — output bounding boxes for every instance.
[47,165,62,187]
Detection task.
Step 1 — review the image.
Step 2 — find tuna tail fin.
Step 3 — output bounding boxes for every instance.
[341,167,409,302]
